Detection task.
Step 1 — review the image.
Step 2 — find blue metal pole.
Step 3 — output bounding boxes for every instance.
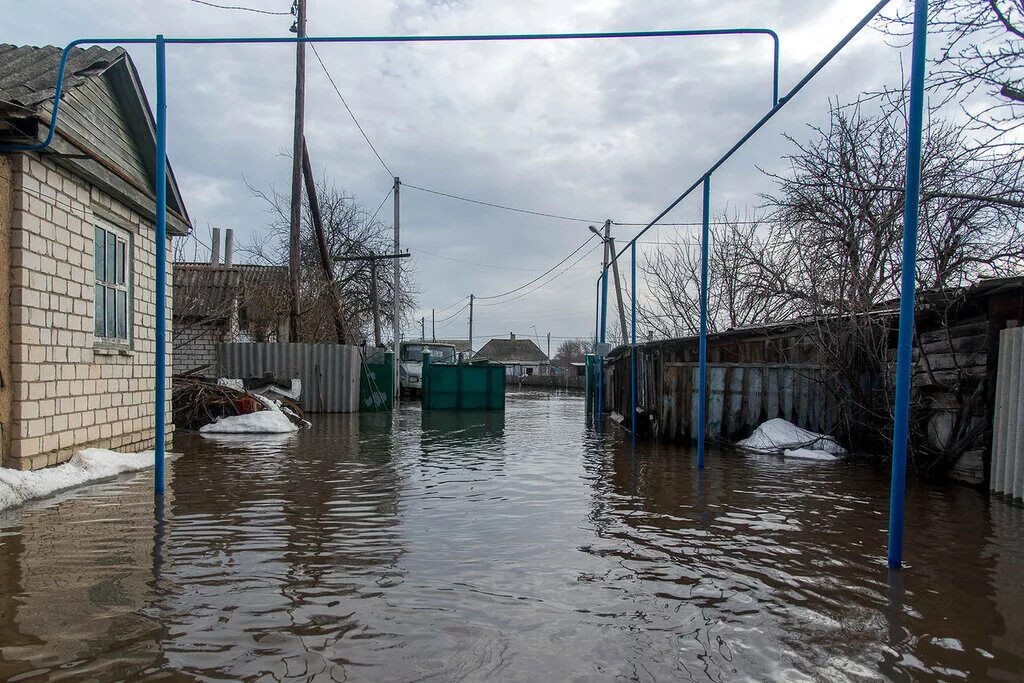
[631,241,638,437]
[697,174,711,469]
[598,265,609,417]
[154,35,167,496]
[594,277,600,409]
[887,0,929,570]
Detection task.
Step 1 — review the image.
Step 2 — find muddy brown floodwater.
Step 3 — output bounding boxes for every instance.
[1,390,1022,681]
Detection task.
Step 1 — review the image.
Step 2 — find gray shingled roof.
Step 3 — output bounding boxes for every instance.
[174,263,289,322]
[0,43,124,110]
[476,338,548,363]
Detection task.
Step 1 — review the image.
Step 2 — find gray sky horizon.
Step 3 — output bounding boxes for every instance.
[5,0,919,348]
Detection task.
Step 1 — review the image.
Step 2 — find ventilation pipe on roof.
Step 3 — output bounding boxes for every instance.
[224,228,234,265]
[211,227,221,265]
[510,333,515,341]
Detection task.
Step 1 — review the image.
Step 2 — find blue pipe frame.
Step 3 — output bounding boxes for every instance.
[598,0,928,570]
[0,27,783,495]
[887,0,929,570]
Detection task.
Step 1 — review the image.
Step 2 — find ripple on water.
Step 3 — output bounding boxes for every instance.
[0,391,1022,681]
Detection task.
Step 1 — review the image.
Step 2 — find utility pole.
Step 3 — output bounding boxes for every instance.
[432,309,436,341]
[287,0,306,343]
[334,252,410,349]
[547,332,551,375]
[607,220,629,344]
[468,294,474,357]
[421,316,426,340]
[393,176,401,396]
[370,259,381,346]
[302,137,346,343]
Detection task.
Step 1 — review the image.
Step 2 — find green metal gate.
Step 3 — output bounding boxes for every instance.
[421,354,505,410]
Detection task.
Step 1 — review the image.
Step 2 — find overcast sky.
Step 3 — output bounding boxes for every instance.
[5,0,916,348]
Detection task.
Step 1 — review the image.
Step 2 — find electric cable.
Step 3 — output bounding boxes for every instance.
[188,0,290,15]
[310,43,394,178]
[403,183,602,224]
[475,233,599,301]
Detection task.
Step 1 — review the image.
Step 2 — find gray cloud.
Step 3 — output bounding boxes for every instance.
[5,0,911,342]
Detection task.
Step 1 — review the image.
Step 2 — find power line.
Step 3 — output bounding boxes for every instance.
[187,0,290,14]
[310,43,394,178]
[476,233,599,301]
[409,246,589,272]
[434,300,471,325]
[477,240,602,307]
[433,295,471,316]
[366,185,394,226]
[403,183,602,224]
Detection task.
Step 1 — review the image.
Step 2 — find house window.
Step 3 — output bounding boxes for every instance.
[94,223,131,343]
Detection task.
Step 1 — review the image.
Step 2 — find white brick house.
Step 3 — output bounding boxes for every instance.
[0,44,191,470]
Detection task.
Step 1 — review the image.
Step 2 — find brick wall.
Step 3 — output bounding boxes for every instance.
[5,153,173,470]
[172,320,224,376]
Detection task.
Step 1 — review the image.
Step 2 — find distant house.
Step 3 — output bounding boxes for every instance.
[476,334,550,376]
[0,43,191,470]
[173,229,289,375]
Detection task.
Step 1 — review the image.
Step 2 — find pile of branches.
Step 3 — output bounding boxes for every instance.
[172,376,306,431]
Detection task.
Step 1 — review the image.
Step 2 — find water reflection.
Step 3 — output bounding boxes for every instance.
[0,391,1020,681]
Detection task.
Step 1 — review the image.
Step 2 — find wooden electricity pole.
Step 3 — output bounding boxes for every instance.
[432,309,436,341]
[606,220,629,344]
[287,0,307,342]
[301,137,347,343]
[468,294,475,357]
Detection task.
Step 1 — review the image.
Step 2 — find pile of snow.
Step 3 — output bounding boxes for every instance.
[200,395,300,434]
[783,448,841,461]
[737,418,845,458]
[0,449,169,512]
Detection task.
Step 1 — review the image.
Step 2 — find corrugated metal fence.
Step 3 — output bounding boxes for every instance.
[218,343,360,413]
[991,326,1024,500]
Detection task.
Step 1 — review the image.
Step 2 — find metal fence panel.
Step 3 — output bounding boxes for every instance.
[217,342,361,413]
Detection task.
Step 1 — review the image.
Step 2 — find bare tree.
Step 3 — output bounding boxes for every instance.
[244,173,418,344]
[880,0,1024,135]
[753,95,1024,458]
[553,338,593,368]
[638,215,793,338]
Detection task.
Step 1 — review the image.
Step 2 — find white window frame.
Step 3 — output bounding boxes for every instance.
[93,220,133,347]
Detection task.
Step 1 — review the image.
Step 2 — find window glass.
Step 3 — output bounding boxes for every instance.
[95,226,105,282]
[116,240,126,285]
[105,284,116,337]
[116,290,127,339]
[104,232,116,284]
[94,224,131,342]
[95,285,105,336]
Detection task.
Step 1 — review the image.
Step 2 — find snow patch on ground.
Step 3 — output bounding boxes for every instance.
[737,418,845,457]
[199,408,298,434]
[783,448,841,461]
[0,449,168,512]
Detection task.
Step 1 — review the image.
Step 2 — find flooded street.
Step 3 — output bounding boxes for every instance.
[1,390,1022,681]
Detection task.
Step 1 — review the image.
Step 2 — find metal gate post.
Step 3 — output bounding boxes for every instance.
[631,241,637,437]
[154,35,167,496]
[887,0,929,570]
[697,174,711,469]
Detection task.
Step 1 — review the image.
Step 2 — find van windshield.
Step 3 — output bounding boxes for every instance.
[402,344,456,363]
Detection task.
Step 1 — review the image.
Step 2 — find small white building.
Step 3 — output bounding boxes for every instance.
[476,334,550,377]
[0,43,191,470]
